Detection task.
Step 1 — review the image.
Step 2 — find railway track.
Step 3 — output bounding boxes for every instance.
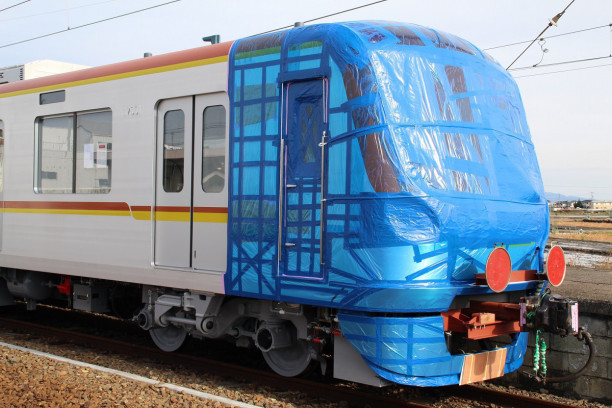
[0,311,588,408]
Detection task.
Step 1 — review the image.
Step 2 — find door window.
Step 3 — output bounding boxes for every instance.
[163,110,185,193]
[202,105,226,193]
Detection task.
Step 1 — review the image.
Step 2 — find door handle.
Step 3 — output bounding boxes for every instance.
[286,184,297,188]
[285,243,296,247]
[320,130,327,265]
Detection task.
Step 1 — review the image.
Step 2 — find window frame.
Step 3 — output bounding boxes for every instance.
[201,105,226,193]
[162,109,186,193]
[34,108,112,194]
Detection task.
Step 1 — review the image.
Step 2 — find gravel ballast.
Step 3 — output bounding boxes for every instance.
[0,343,244,408]
[0,320,609,408]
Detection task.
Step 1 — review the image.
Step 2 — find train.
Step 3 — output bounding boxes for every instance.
[0,21,579,387]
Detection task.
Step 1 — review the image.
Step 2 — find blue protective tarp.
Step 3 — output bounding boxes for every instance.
[225,21,545,385]
[338,311,528,386]
[226,21,546,308]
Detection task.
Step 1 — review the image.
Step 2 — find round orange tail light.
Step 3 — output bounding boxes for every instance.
[546,246,566,287]
[485,247,512,292]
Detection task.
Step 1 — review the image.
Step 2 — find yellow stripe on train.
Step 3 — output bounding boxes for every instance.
[0,55,228,99]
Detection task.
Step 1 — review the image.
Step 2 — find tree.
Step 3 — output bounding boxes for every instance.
[574,200,584,209]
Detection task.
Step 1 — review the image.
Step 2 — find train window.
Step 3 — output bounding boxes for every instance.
[37,115,74,193]
[202,105,226,193]
[0,120,3,193]
[163,110,185,193]
[75,111,112,193]
[36,109,112,194]
[40,90,65,105]
[444,66,473,122]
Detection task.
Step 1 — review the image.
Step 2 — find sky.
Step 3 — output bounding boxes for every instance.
[1,0,611,200]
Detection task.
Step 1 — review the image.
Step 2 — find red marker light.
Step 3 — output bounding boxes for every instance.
[546,246,566,287]
[485,247,512,293]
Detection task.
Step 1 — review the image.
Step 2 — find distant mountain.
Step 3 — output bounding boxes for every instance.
[545,192,584,202]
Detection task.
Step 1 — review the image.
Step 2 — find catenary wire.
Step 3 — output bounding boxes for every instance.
[0,0,30,13]
[506,0,577,70]
[0,0,181,49]
[483,23,611,51]
[252,0,388,36]
[512,62,612,78]
[0,0,122,22]
[508,55,612,71]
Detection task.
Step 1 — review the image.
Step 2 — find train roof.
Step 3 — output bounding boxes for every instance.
[1,20,507,101]
[0,41,233,99]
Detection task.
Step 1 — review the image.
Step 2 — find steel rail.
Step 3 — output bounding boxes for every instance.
[0,316,430,408]
[0,315,584,408]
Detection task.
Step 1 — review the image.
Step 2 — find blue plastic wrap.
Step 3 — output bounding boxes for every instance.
[226,21,546,309]
[338,311,528,386]
[225,20,546,387]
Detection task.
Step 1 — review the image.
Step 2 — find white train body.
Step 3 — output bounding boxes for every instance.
[0,44,232,293]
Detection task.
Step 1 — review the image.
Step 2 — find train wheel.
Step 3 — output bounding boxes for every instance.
[262,339,317,377]
[149,325,187,352]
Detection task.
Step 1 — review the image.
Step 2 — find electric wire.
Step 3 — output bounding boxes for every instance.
[0,0,181,49]
[253,0,388,36]
[303,0,388,24]
[512,62,612,78]
[0,0,30,13]
[0,0,122,22]
[483,23,611,51]
[509,55,612,71]
[506,0,577,70]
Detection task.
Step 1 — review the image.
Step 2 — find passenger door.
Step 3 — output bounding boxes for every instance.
[192,94,228,271]
[155,98,193,268]
[0,120,3,251]
[154,95,228,270]
[281,79,327,279]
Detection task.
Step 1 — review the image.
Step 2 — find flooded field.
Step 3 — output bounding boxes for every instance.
[564,250,611,269]
[547,238,611,269]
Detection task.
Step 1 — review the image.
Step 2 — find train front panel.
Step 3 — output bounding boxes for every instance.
[226,21,548,386]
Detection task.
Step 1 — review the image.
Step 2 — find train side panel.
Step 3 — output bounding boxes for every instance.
[0,44,232,293]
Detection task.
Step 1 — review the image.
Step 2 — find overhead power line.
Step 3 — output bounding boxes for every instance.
[512,62,612,78]
[254,0,388,36]
[0,0,30,13]
[506,0,577,70]
[0,0,122,22]
[508,55,612,71]
[483,23,612,51]
[0,0,181,49]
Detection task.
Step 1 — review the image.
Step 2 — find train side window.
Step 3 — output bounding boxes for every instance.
[163,110,185,193]
[201,105,226,193]
[75,111,112,193]
[36,109,112,194]
[37,115,75,193]
[0,120,3,193]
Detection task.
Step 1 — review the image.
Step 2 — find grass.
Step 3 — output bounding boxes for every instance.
[549,232,612,243]
[551,221,612,230]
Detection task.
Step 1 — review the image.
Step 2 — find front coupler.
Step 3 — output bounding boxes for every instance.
[520,289,595,384]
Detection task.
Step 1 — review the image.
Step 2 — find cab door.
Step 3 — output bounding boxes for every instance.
[281,79,327,279]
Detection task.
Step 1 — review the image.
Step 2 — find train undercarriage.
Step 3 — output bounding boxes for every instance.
[0,266,593,386]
